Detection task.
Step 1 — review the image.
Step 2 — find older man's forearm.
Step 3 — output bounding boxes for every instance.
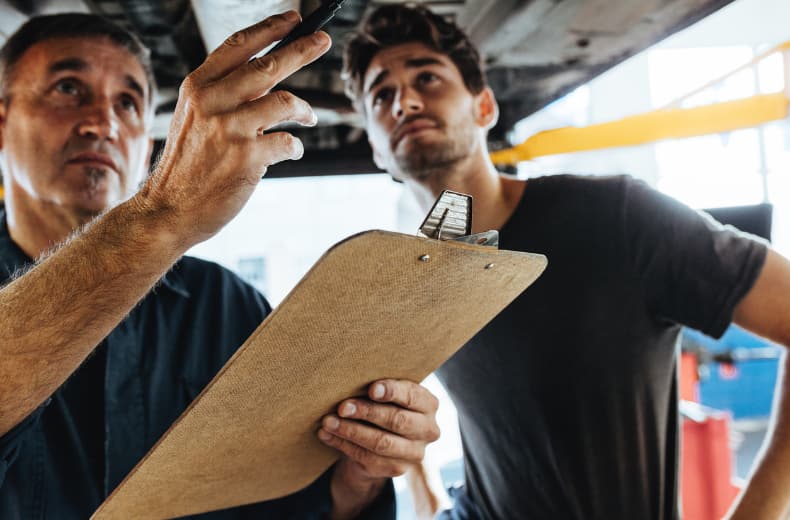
[0,198,185,436]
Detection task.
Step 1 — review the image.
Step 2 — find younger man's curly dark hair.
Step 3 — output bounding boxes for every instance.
[342,4,486,112]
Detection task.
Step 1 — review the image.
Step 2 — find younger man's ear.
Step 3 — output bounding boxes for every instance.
[474,87,499,130]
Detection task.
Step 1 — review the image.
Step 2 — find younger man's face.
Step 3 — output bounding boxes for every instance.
[361,42,486,181]
[0,35,152,223]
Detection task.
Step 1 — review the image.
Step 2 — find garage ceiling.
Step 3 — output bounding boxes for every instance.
[0,0,737,176]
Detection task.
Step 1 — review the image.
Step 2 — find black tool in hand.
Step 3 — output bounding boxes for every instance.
[267,0,345,55]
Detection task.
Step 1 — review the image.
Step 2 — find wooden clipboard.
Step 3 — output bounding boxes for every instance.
[92,230,547,519]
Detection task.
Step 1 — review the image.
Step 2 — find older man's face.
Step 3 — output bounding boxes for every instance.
[0,35,152,223]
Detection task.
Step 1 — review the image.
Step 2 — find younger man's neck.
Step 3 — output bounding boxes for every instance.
[406,153,526,234]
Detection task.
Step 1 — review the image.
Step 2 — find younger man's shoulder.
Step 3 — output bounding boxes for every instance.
[528,173,636,191]
[524,173,640,206]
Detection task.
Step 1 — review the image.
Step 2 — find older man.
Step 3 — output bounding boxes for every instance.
[0,12,439,519]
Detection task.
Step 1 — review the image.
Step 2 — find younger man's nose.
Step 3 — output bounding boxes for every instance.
[392,87,424,119]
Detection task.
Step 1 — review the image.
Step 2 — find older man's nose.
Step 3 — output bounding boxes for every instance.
[75,101,120,142]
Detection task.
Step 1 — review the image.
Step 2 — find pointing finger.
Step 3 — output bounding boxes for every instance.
[195,11,302,83]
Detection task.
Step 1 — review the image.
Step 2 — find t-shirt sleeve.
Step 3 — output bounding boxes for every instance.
[621,177,767,338]
[0,404,46,488]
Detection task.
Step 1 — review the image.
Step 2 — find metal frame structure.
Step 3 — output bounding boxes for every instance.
[490,41,790,167]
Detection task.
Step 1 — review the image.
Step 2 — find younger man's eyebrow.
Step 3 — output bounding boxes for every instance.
[404,57,443,68]
[365,57,445,95]
[366,70,389,94]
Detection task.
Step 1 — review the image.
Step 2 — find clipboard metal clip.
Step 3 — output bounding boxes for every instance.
[417,190,499,248]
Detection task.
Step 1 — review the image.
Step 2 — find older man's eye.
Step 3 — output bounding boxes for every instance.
[54,79,81,96]
[119,94,140,114]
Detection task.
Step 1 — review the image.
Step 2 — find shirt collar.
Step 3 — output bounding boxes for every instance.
[160,263,191,298]
[0,208,34,279]
[0,207,190,298]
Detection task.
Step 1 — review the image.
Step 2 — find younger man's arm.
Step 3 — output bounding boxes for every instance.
[727,249,790,519]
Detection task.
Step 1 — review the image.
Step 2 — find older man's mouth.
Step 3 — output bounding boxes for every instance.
[66,152,118,172]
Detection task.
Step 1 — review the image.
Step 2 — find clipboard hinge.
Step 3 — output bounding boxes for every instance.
[417,190,499,248]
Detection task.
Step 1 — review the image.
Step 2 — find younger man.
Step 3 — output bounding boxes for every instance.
[344,5,790,519]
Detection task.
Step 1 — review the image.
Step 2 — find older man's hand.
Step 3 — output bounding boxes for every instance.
[318,379,441,519]
[135,11,330,249]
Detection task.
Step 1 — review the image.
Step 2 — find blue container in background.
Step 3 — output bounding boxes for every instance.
[683,325,779,419]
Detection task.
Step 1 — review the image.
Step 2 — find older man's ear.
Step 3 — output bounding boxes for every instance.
[0,100,6,151]
[143,136,153,175]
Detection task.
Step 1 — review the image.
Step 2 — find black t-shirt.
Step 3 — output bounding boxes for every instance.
[436,175,767,520]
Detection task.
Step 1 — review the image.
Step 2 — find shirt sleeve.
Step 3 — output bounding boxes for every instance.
[212,469,332,519]
[0,403,47,487]
[621,177,768,338]
[219,468,395,519]
[356,478,396,520]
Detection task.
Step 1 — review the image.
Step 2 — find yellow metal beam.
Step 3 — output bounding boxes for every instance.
[491,39,790,166]
[490,92,790,166]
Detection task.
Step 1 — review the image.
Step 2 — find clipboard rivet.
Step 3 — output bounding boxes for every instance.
[485,263,495,270]
[419,254,431,262]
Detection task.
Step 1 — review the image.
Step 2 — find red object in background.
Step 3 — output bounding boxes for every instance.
[681,413,741,520]
[718,363,739,380]
[680,352,700,402]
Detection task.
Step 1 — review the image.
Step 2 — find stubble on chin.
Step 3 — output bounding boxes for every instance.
[394,135,471,182]
[71,166,122,221]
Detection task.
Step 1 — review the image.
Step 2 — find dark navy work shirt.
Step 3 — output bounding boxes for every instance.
[0,210,394,519]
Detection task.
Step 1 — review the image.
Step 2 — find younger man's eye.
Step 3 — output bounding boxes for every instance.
[417,72,438,84]
[373,88,393,106]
